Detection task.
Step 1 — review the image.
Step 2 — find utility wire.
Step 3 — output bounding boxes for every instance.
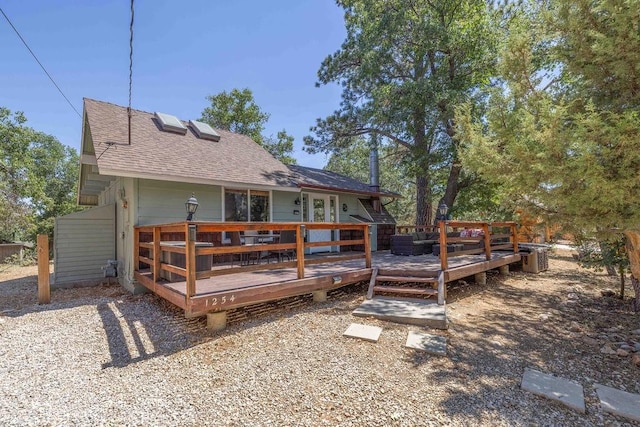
[127,0,134,145]
[98,0,134,158]
[129,0,134,111]
[0,7,82,118]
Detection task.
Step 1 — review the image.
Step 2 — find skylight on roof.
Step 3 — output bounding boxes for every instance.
[189,120,221,141]
[154,112,187,134]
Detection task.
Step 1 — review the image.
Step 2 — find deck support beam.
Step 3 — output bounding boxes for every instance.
[312,290,327,302]
[207,311,227,331]
[474,272,487,285]
[499,265,509,275]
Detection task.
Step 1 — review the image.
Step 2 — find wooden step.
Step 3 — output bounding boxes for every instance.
[376,275,437,284]
[372,286,438,296]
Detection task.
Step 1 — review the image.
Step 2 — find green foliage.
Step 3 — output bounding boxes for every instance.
[325,137,415,224]
[457,0,640,239]
[576,237,629,275]
[263,130,296,165]
[201,88,296,164]
[0,107,80,242]
[1,248,36,267]
[201,88,268,144]
[305,0,501,224]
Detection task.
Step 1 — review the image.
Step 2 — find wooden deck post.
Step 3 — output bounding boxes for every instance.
[133,227,140,276]
[483,222,492,260]
[185,224,197,303]
[296,224,305,279]
[153,226,161,282]
[37,234,50,304]
[439,221,448,270]
[511,222,519,253]
[364,224,372,268]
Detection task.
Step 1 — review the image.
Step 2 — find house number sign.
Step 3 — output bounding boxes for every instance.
[206,294,236,307]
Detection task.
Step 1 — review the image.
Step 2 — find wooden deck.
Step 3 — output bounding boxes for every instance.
[133,220,521,320]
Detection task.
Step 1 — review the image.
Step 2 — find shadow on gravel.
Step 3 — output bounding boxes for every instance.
[414,265,636,425]
[95,281,371,369]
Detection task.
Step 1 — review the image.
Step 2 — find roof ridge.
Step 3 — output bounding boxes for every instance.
[83,97,157,117]
[83,97,230,133]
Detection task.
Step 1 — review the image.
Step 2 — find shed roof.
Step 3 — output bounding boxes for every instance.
[288,165,399,198]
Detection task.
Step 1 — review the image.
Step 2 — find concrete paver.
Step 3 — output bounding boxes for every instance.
[595,383,640,422]
[353,296,447,329]
[521,368,585,413]
[343,323,383,342]
[405,331,446,355]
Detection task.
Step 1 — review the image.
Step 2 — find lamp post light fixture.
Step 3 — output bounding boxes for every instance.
[185,193,199,221]
[437,202,448,223]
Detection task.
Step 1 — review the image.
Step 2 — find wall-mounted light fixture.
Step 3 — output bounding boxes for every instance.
[342,203,348,212]
[293,209,300,216]
[294,197,301,205]
[119,188,128,208]
[185,193,199,221]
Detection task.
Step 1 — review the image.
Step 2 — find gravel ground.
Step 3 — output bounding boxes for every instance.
[0,252,639,426]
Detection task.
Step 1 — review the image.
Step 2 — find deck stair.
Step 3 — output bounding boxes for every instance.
[367,267,441,301]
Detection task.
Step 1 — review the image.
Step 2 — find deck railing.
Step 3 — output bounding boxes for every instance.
[437,221,518,270]
[395,225,439,234]
[134,222,371,304]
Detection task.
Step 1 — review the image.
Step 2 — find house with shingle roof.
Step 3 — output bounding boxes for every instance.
[54,98,397,291]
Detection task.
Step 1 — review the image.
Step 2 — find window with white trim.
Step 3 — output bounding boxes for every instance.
[224,189,270,222]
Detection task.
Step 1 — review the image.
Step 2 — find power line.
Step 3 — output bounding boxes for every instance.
[127,0,134,145]
[129,0,134,111]
[0,7,82,118]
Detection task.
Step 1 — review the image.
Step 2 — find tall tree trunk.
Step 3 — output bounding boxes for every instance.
[416,174,432,226]
[442,160,463,212]
[413,104,432,227]
[624,230,640,311]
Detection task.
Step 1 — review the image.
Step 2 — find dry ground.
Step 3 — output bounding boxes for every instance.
[0,250,639,426]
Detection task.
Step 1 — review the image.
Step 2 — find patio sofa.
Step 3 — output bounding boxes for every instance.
[391,228,487,256]
[390,231,440,256]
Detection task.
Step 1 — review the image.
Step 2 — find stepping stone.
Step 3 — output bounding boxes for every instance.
[353,296,448,329]
[343,323,382,342]
[521,368,585,413]
[595,383,640,422]
[405,331,446,355]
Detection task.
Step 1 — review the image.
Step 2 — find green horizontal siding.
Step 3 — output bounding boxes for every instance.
[54,204,115,285]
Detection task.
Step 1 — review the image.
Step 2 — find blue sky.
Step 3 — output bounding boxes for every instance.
[1,1,346,168]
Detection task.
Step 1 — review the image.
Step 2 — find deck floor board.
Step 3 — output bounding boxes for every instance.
[156,251,519,297]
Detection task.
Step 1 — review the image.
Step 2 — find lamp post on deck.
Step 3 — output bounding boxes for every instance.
[437,202,448,224]
[185,194,199,221]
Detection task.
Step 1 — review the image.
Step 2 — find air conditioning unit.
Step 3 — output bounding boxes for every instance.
[522,248,549,273]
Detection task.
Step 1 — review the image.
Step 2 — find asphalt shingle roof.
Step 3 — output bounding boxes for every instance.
[83,98,297,188]
[288,165,399,198]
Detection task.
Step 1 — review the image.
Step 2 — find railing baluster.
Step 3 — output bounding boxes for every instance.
[185,223,196,303]
[153,226,161,282]
[296,224,305,279]
[439,221,448,270]
[483,222,492,260]
[364,224,372,268]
